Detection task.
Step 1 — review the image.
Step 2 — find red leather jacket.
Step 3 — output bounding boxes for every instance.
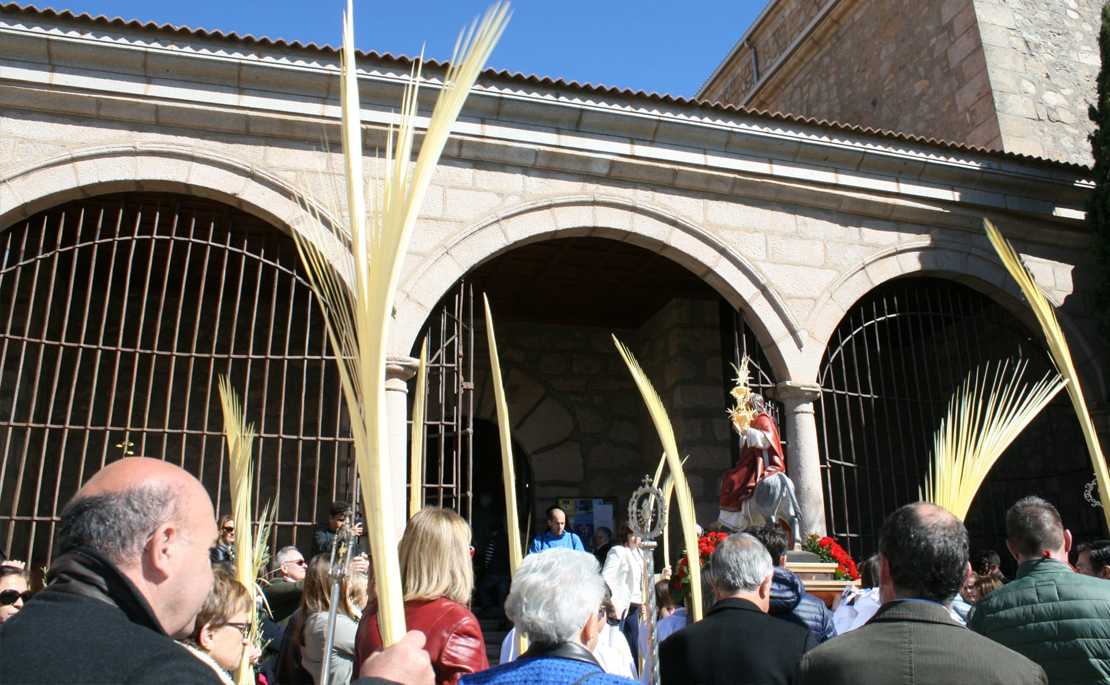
[354,598,488,685]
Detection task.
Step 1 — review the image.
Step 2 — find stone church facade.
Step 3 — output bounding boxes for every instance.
[0,2,1104,562]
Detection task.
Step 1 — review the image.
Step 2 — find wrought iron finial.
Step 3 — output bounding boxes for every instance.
[1085,476,1103,508]
[628,475,666,540]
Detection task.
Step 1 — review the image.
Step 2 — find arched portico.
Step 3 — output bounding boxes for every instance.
[392,196,805,381]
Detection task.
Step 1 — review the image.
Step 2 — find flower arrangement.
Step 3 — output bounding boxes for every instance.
[670,531,729,605]
[803,533,859,580]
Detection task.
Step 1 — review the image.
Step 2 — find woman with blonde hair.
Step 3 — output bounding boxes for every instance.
[178,565,254,685]
[355,506,488,685]
[294,555,360,685]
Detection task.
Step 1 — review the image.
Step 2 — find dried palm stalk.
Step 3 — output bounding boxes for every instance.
[651,452,687,570]
[921,360,1066,520]
[483,295,527,654]
[292,2,509,645]
[613,336,704,620]
[409,338,428,518]
[985,219,1110,529]
[216,376,258,685]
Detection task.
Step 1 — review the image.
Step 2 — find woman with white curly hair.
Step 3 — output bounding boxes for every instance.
[462,548,637,685]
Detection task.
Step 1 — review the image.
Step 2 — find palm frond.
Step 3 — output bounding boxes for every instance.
[291,2,510,646]
[921,360,1067,520]
[217,376,259,685]
[484,295,528,654]
[613,336,704,621]
[985,219,1110,529]
[410,338,429,518]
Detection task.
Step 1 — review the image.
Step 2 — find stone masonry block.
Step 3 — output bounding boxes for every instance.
[768,236,825,266]
[593,204,634,232]
[504,367,547,416]
[549,203,595,231]
[707,197,770,231]
[515,396,574,453]
[431,162,474,187]
[608,421,639,445]
[763,263,838,298]
[531,443,584,483]
[474,168,524,194]
[446,223,509,271]
[443,188,501,222]
[977,3,1017,29]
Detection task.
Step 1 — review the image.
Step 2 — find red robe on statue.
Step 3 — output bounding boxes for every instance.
[719,412,786,511]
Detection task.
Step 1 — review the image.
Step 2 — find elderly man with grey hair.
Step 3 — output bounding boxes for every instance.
[264,545,307,625]
[463,547,637,685]
[660,533,815,685]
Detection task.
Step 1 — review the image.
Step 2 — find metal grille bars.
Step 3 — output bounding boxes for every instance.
[0,192,354,565]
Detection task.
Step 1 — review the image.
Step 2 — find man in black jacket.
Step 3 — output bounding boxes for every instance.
[0,457,432,685]
[793,503,1046,685]
[748,524,836,643]
[0,457,225,684]
[660,532,816,685]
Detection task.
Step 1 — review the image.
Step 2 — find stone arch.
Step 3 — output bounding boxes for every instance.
[393,196,802,381]
[804,239,1106,398]
[0,142,335,242]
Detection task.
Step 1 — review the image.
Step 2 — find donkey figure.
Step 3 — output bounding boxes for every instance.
[747,471,802,548]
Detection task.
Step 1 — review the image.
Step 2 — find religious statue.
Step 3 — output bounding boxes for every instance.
[717,359,801,544]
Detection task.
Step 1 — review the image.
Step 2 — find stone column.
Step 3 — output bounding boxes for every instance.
[385,354,420,541]
[775,381,827,540]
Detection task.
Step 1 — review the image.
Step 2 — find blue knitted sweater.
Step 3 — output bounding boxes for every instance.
[461,655,637,685]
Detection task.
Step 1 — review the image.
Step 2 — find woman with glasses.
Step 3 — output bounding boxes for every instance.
[179,565,253,685]
[211,515,236,564]
[0,565,32,625]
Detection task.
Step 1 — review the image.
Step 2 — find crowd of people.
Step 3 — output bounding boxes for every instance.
[0,457,1109,685]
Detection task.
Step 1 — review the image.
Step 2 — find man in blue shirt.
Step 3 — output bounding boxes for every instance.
[529,505,585,554]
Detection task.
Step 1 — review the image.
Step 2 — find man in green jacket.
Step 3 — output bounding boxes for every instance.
[968,496,1110,684]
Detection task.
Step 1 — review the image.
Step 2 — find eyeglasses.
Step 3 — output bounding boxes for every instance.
[284,559,307,567]
[222,527,235,533]
[0,590,32,606]
[224,622,251,638]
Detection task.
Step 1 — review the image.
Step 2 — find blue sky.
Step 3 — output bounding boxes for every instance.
[50,0,770,98]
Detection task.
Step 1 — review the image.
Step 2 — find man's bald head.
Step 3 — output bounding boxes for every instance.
[879,502,968,604]
[56,457,217,638]
[58,458,210,568]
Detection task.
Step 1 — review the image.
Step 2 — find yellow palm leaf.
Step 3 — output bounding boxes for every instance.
[217,376,260,685]
[921,360,1067,520]
[410,338,428,518]
[292,1,510,646]
[483,295,528,655]
[613,336,704,621]
[985,219,1110,530]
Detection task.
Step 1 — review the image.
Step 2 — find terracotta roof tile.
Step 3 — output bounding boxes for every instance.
[2,2,1090,173]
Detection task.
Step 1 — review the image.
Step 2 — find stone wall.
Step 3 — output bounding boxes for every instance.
[976,0,1100,164]
[701,0,1098,165]
[744,0,1003,152]
[699,0,827,106]
[470,298,734,535]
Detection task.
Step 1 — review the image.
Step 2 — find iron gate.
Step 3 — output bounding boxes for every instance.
[816,277,1095,560]
[0,192,357,565]
[410,282,475,521]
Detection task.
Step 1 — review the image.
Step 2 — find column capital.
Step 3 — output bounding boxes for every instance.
[775,381,822,404]
[385,354,420,393]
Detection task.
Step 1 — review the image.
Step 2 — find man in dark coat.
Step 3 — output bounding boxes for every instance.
[0,457,225,684]
[748,524,836,643]
[793,502,1047,685]
[0,457,433,685]
[660,532,816,685]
